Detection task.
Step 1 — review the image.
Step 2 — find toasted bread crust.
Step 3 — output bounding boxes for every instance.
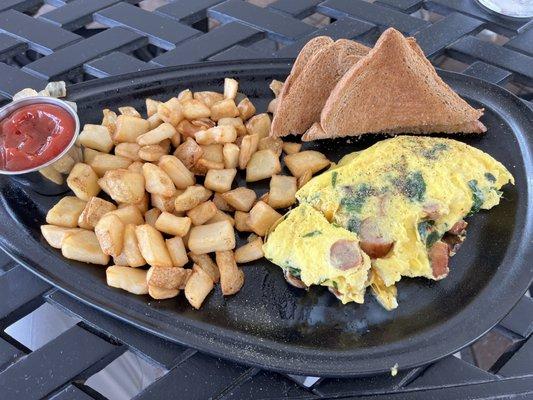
[318,28,484,140]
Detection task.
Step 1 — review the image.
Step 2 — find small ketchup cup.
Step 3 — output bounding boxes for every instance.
[0,96,80,195]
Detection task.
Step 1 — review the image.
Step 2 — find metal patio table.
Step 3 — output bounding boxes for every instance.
[0,1,531,399]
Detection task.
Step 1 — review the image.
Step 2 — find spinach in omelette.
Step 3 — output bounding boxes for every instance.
[264,136,514,310]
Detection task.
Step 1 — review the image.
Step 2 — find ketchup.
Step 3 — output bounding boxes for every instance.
[0,103,75,172]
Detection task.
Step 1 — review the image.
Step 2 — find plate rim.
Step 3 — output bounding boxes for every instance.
[0,60,532,377]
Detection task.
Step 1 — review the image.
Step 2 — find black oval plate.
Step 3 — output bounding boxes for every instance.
[0,61,532,377]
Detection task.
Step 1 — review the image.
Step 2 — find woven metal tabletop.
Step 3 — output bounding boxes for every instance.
[0,1,531,399]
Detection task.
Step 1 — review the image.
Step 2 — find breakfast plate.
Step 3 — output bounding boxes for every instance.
[0,60,531,376]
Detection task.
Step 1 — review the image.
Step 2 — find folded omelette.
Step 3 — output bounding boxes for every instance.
[264,136,514,310]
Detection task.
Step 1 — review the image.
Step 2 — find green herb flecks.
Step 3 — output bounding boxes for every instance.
[422,143,448,159]
[302,230,321,238]
[332,281,338,290]
[347,217,361,233]
[286,265,301,278]
[331,171,338,187]
[340,183,374,213]
[417,220,441,248]
[468,180,484,216]
[426,231,440,248]
[402,171,426,202]
[484,172,496,183]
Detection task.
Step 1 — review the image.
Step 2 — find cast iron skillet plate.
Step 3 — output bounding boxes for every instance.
[0,61,531,377]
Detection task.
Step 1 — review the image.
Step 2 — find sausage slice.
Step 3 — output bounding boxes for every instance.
[329,239,362,271]
[359,218,394,259]
[429,241,449,279]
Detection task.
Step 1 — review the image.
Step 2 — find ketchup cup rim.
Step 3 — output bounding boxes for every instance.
[0,96,80,176]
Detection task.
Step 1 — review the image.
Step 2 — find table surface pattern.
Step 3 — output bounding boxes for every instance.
[0,1,531,399]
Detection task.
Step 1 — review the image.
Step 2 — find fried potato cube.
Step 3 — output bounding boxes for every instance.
[102,109,117,133]
[148,114,163,130]
[269,79,283,96]
[297,169,312,189]
[235,236,264,263]
[178,88,193,101]
[223,143,239,169]
[115,143,141,161]
[258,137,283,157]
[247,201,282,236]
[138,144,167,162]
[78,197,116,229]
[126,192,150,213]
[39,165,63,185]
[221,187,256,212]
[195,125,237,145]
[216,251,244,295]
[114,224,146,267]
[200,144,224,164]
[181,99,211,120]
[267,98,277,114]
[189,252,219,283]
[157,98,183,126]
[78,124,113,153]
[158,155,195,189]
[170,130,181,147]
[62,230,109,265]
[151,193,176,213]
[144,208,161,227]
[224,78,238,99]
[186,201,217,226]
[238,133,259,169]
[67,163,100,201]
[142,163,176,197]
[135,224,173,267]
[166,237,188,267]
[89,154,132,176]
[213,192,234,212]
[194,91,224,108]
[127,161,143,174]
[237,98,256,121]
[136,122,175,146]
[206,209,234,226]
[51,153,75,174]
[95,213,125,257]
[246,150,281,182]
[204,168,236,193]
[174,185,212,212]
[41,225,83,249]
[190,158,224,176]
[177,119,204,139]
[188,220,235,254]
[83,148,100,164]
[146,98,161,118]
[234,211,252,232]
[282,142,301,155]
[107,205,144,225]
[185,265,214,309]
[147,266,190,290]
[174,137,203,169]
[46,196,87,227]
[269,175,297,209]
[285,151,330,178]
[99,169,145,204]
[106,266,148,295]
[218,117,246,137]
[118,106,141,117]
[155,212,191,236]
[210,99,239,121]
[114,115,150,143]
[245,113,270,139]
[148,286,179,299]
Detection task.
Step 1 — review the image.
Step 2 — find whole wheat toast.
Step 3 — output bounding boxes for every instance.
[271,38,370,137]
[304,28,485,141]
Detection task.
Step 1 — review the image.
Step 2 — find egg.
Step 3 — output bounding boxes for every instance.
[265,136,514,309]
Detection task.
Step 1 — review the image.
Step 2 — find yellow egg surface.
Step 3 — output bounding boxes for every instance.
[297,136,514,288]
[263,204,371,304]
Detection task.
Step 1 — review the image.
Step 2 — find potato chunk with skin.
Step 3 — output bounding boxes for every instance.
[223,143,240,169]
[269,175,297,209]
[185,265,214,309]
[95,214,125,257]
[210,99,239,121]
[238,133,259,169]
[245,113,270,139]
[99,169,145,204]
[41,225,83,249]
[258,137,283,157]
[204,168,236,193]
[235,236,264,263]
[113,115,150,143]
[115,224,146,267]
[195,125,237,145]
[142,163,176,197]
[155,212,191,236]
[135,224,173,267]
[166,237,188,267]
[246,150,281,182]
[237,98,256,121]
[62,230,109,265]
[247,201,282,236]
[147,266,190,290]
[189,252,220,283]
[216,251,244,295]
[67,163,100,201]
[106,266,148,295]
[284,150,330,178]
[174,137,203,169]
[158,155,195,189]
[46,196,87,228]
[188,220,236,254]
[78,124,113,153]
[222,187,256,212]
[187,201,217,226]
[78,197,116,230]
[174,185,212,212]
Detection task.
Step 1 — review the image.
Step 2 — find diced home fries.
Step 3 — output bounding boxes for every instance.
[39,78,330,309]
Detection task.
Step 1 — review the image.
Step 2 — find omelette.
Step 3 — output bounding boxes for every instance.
[264,136,514,309]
